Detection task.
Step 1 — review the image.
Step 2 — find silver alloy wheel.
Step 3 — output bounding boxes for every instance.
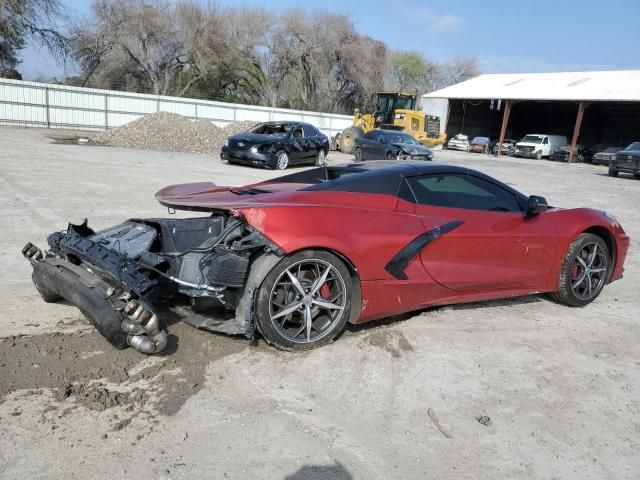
[268,259,347,344]
[570,242,608,300]
[318,149,326,165]
[276,152,289,169]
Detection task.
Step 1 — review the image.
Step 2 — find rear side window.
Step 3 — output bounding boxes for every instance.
[303,124,321,137]
[407,174,521,212]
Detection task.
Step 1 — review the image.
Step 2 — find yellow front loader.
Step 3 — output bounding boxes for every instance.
[333,92,447,154]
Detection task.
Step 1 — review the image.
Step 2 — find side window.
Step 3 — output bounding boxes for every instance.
[407,174,521,212]
[543,137,549,145]
[363,131,378,141]
[303,124,319,137]
[292,126,304,138]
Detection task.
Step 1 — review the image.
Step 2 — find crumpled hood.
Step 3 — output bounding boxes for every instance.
[228,132,287,144]
[391,142,432,154]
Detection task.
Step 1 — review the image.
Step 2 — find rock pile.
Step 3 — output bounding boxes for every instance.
[92,112,257,155]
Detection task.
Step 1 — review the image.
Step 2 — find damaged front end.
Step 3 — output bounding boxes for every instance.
[23,213,283,354]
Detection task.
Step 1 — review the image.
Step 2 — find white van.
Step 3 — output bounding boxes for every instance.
[515,134,568,159]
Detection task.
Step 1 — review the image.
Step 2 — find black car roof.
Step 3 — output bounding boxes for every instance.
[270,161,525,201]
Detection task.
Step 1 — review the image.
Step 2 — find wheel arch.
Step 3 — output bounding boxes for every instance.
[582,225,617,281]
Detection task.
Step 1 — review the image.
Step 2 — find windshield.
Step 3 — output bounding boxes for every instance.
[521,135,544,144]
[624,142,640,152]
[386,133,418,144]
[376,94,414,113]
[472,137,489,144]
[248,123,291,135]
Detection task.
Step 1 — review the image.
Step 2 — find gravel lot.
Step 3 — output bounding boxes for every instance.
[1,127,639,480]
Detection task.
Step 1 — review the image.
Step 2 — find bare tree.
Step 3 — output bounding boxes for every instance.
[71,0,229,96]
[437,56,480,88]
[0,0,68,75]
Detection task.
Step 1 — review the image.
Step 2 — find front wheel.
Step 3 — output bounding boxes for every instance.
[275,151,289,170]
[315,149,327,166]
[255,250,352,351]
[550,233,610,307]
[354,147,363,161]
[608,165,619,177]
[535,151,542,160]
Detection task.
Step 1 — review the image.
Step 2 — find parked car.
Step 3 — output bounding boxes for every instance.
[353,130,433,161]
[446,134,471,151]
[221,121,329,170]
[550,144,585,162]
[469,136,492,154]
[23,161,630,352]
[609,142,640,178]
[492,138,517,156]
[591,146,619,166]
[515,134,568,159]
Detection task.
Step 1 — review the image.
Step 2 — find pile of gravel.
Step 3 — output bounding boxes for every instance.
[92,112,258,155]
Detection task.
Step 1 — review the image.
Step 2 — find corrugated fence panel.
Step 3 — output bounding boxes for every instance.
[0,78,353,137]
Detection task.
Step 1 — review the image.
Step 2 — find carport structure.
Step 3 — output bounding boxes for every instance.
[423,70,640,162]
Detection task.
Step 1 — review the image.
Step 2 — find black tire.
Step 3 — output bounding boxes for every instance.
[315,148,327,166]
[330,136,338,151]
[385,151,395,160]
[608,165,619,177]
[550,233,610,307]
[634,173,640,179]
[354,147,363,161]
[255,250,353,351]
[340,127,362,154]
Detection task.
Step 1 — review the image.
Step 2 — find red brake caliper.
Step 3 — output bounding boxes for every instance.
[571,263,579,279]
[320,283,331,299]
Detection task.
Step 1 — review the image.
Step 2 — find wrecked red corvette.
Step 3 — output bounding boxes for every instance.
[23,161,629,353]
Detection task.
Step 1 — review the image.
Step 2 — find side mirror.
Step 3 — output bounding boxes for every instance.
[527,195,548,215]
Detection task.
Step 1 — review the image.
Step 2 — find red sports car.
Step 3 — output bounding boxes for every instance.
[23,161,629,353]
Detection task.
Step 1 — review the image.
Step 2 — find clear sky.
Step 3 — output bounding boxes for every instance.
[19,0,640,80]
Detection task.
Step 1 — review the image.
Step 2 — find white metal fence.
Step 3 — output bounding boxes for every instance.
[0,78,353,137]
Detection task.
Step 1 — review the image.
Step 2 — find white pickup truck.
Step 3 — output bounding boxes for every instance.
[515,134,568,159]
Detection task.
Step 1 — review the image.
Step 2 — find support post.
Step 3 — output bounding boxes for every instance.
[569,101,585,163]
[497,99,511,157]
[44,87,50,129]
[443,101,451,138]
[104,93,108,129]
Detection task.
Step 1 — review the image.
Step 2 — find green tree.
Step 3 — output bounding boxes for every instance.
[388,51,438,95]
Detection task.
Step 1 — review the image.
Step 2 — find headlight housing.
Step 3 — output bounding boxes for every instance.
[250,145,259,153]
[223,138,229,147]
[612,154,617,161]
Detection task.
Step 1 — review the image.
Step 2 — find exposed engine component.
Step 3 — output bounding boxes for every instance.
[122,300,168,354]
[23,213,282,353]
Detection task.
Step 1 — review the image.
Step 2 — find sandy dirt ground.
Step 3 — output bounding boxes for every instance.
[1,127,639,480]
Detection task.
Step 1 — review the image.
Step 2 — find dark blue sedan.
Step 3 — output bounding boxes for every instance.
[353,130,434,161]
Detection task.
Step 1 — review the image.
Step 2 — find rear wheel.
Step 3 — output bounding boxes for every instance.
[255,250,352,351]
[340,127,362,154]
[550,233,609,307]
[608,165,619,177]
[354,147,363,161]
[275,151,289,170]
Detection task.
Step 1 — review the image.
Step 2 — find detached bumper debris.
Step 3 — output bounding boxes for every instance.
[23,216,281,354]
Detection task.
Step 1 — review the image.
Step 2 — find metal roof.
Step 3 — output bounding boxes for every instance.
[423,70,640,102]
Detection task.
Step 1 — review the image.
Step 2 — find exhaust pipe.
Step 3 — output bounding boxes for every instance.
[123,299,168,354]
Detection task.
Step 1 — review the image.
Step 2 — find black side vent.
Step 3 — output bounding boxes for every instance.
[230,187,270,195]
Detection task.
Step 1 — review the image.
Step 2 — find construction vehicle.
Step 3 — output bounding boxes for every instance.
[332,91,447,154]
